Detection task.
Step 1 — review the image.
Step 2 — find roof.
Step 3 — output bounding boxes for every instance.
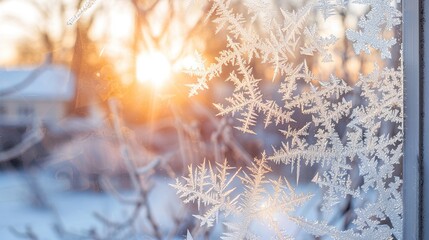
[0,64,75,101]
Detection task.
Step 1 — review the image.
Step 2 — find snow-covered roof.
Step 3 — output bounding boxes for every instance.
[0,64,75,101]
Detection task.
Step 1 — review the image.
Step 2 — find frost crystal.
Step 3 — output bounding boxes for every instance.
[172,155,312,238]
[176,0,403,239]
[315,0,349,20]
[346,0,401,59]
[67,0,98,25]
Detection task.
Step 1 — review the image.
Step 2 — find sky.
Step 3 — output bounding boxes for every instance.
[0,0,135,66]
[0,1,40,64]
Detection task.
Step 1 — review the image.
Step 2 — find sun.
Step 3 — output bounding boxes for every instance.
[136,51,172,89]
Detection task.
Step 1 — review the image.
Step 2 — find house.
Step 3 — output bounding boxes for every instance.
[0,65,75,127]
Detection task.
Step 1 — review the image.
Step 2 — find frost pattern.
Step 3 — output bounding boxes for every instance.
[175,0,402,239]
[315,0,349,20]
[172,156,312,239]
[346,0,401,59]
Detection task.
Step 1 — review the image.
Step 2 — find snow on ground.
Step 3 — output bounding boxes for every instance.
[0,168,325,239]
[0,170,184,240]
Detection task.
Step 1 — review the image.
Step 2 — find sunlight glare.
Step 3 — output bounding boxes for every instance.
[173,53,205,72]
[136,51,171,88]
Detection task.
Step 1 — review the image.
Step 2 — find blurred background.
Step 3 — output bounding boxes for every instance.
[0,0,401,239]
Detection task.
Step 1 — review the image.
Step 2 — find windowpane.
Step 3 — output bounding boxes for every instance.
[0,0,404,239]
[175,1,403,239]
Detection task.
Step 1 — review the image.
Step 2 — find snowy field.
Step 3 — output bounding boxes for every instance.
[0,169,323,239]
[0,170,184,239]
